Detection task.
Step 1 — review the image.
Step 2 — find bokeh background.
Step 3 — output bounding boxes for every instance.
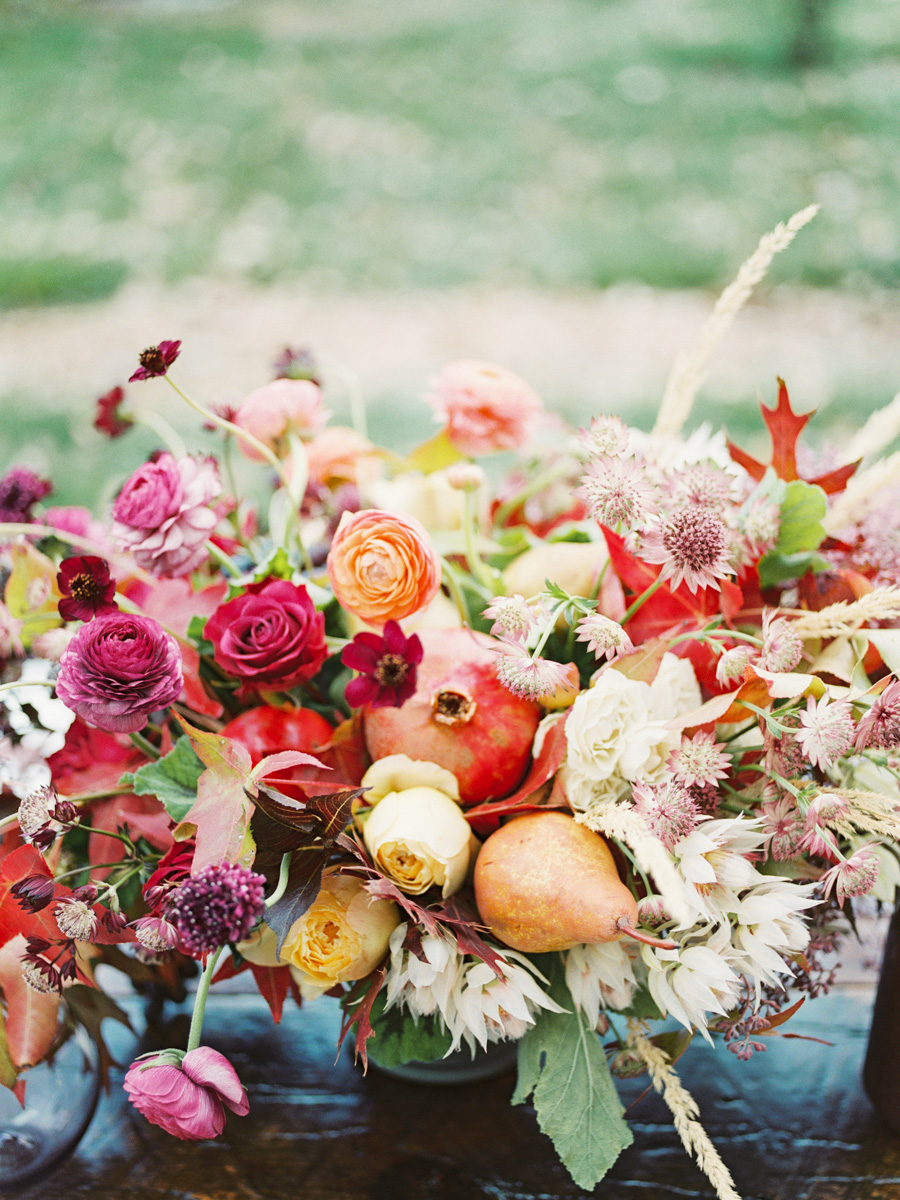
[2,0,900,507]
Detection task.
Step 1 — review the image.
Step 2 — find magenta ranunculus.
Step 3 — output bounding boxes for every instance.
[55,612,183,733]
[111,453,220,578]
[124,1047,249,1140]
[204,578,327,691]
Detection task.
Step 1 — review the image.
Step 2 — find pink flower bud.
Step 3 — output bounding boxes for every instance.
[124,1047,249,1140]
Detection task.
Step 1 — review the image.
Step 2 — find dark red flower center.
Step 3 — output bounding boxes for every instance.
[138,345,167,373]
[70,572,102,602]
[374,653,410,687]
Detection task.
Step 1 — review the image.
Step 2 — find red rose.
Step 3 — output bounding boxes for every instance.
[204,579,327,691]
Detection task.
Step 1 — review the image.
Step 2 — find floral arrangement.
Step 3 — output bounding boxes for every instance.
[3,205,900,1199]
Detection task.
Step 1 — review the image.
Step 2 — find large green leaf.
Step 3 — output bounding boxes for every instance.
[120,736,205,823]
[758,478,828,588]
[512,956,632,1190]
[365,991,453,1068]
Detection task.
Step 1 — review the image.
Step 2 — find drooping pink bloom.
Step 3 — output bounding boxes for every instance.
[342,620,423,708]
[165,863,266,958]
[856,680,900,750]
[111,453,220,578]
[668,731,730,789]
[482,594,545,645]
[233,378,329,461]
[641,505,733,593]
[124,1047,249,1140]
[426,360,543,456]
[57,556,118,622]
[494,647,574,700]
[272,345,320,384]
[55,612,183,734]
[796,696,855,771]
[715,644,755,686]
[129,340,181,382]
[578,455,657,530]
[575,612,633,661]
[820,845,881,905]
[760,611,803,673]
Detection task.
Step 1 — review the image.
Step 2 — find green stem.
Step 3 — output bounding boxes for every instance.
[461,490,497,594]
[441,560,472,624]
[133,409,187,458]
[493,461,571,528]
[0,524,154,582]
[531,600,570,659]
[0,678,56,697]
[621,574,667,624]
[265,853,293,908]
[204,539,242,579]
[186,945,225,1053]
[129,730,161,761]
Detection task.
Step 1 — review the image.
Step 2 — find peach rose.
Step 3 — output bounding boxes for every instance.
[233,379,330,461]
[326,508,442,624]
[427,360,543,456]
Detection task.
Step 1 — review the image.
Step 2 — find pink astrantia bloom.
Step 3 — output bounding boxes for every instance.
[124,1047,249,1140]
[668,731,730,789]
[855,680,900,750]
[494,647,573,701]
[641,505,733,593]
[819,844,881,905]
[715,644,755,686]
[132,915,181,954]
[482,595,545,645]
[111,453,221,578]
[760,611,803,673]
[666,462,734,511]
[578,455,658,530]
[632,780,699,852]
[426,360,543,457]
[759,795,806,862]
[233,378,330,461]
[796,696,855,771]
[342,620,423,708]
[578,415,629,459]
[55,612,183,734]
[129,340,181,382]
[574,612,633,661]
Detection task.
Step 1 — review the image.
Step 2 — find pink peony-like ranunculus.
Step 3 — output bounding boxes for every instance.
[111,453,220,578]
[56,612,183,733]
[204,578,327,691]
[233,378,329,461]
[426,360,543,457]
[124,1047,249,1140]
[326,508,442,625]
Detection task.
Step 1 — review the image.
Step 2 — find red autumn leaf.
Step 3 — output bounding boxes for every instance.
[336,962,387,1072]
[465,712,570,834]
[727,378,859,495]
[0,846,66,948]
[0,935,60,1072]
[249,964,292,1024]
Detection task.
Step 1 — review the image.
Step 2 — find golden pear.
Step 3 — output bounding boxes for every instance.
[473,811,638,952]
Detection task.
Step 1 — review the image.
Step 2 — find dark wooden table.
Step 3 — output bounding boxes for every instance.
[15,984,900,1200]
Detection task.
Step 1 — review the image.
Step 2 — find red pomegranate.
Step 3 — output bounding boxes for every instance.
[221,705,337,800]
[362,629,541,805]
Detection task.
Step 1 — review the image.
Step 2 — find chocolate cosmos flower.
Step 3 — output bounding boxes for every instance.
[94,386,134,438]
[129,340,182,382]
[342,620,423,708]
[57,556,118,622]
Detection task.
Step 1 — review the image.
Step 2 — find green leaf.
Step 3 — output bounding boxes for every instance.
[758,478,827,587]
[0,1008,19,1091]
[512,956,632,1190]
[365,991,453,1068]
[120,736,205,823]
[186,614,208,641]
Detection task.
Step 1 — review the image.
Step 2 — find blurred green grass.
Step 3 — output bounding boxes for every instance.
[1,0,899,305]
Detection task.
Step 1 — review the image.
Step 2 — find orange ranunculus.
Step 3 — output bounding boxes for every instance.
[326,508,442,625]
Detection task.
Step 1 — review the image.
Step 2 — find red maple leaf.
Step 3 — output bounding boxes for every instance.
[726,378,859,495]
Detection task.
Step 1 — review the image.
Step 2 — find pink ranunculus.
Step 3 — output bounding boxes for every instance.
[111,453,220,578]
[55,612,183,734]
[233,378,330,461]
[124,1047,249,1140]
[426,360,543,457]
[43,505,114,552]
[204,578,327,691]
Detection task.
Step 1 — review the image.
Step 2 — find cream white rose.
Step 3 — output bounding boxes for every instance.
[366,468,468,533]
[362,785,473,897]
[280,872,400,998]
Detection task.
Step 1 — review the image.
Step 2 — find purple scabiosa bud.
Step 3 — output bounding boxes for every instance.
[166,863,266,958]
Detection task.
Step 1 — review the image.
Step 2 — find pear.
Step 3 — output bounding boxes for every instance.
[473,811,638,952]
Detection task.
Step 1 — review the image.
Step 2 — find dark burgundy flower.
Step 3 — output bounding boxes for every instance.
[0,466,52,523]
[57,556,118,622]
[94,385,133,438]
[11,875,56,913]
[166,863,266,958]
[342,620,423,708]
[205,578,327,693]
[272,345,321,385]
[129,340,182,382]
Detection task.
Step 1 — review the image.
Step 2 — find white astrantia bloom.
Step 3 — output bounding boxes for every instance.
[642,925,742,1043]
[564,940,638,1029]
[729,879,817,990]
[446,953,565,1054]
[669,816,768,928]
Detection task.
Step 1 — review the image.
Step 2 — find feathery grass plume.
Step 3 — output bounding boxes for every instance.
[828,790,900,842]
[626,1021,742,1200]
[824,451,900,533]
[653,204,820,441]
[845,391,900,463]
[576,802,692,927]
[789,587,900,640]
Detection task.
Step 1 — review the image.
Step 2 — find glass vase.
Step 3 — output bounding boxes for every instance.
[371,1037,519,1085]
[0,1022,101,1188]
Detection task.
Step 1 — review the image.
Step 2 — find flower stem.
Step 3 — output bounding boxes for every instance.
[493,460,571,528]
[265,852,293,908]
[129,730,161,760]
[621,574,667,624]
[0,678,56,697]
[132,409,187,458]
[186,945,224,1054]
[204,539,242,579]
[462,490,498,594]
[0,524,154,582]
